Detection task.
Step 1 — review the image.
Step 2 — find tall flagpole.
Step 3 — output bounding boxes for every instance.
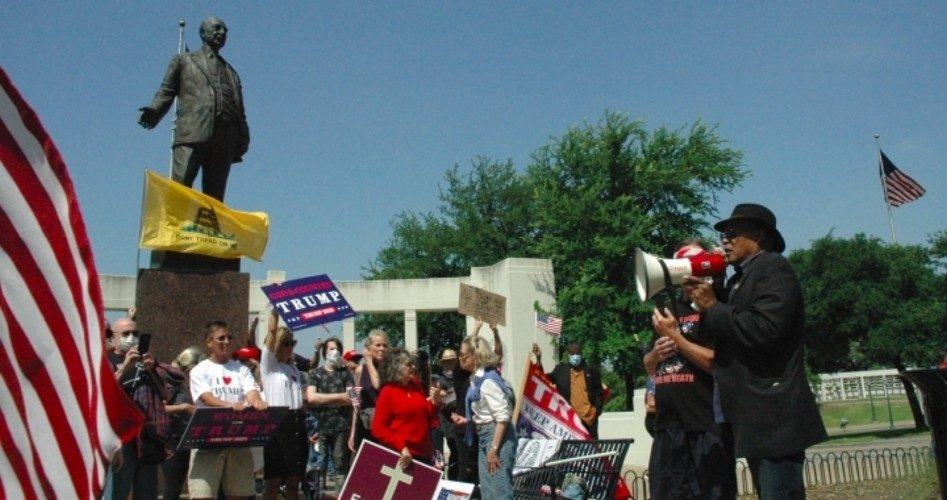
[874,134,897,244]
[135,173,148,276]
[168,20,186,178]
[140,20,185,275]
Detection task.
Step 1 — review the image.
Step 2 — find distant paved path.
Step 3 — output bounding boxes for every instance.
[808,421,930,457]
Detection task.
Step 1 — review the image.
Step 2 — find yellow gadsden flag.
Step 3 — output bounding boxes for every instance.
[139,170,269,261]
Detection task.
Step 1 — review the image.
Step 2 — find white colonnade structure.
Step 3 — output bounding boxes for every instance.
[100,257,558,395]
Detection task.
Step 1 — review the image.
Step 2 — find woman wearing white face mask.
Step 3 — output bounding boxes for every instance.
[305,337,354,495]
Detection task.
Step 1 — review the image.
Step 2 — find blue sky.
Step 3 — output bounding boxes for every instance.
[3,2,944,288]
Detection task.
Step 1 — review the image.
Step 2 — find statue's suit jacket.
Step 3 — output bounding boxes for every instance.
[703,251,827,459]
[146,46,249,162]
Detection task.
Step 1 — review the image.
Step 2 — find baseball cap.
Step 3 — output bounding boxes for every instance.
[439,349,457,363]
[343,350,363,362]
[233,345,261,362]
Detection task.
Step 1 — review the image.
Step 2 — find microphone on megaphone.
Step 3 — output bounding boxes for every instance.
[634,247,726,303]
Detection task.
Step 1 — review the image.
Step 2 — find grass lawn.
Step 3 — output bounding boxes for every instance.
[805,465,938,499]
[819,398,915,430]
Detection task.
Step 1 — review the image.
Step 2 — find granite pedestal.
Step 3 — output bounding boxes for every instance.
[135,268,250,364]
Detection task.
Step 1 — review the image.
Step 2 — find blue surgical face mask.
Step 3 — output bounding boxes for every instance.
[569,354,582,366]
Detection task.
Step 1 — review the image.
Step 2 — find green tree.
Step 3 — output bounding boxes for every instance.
[525,112,745,407]
[789,233,947,427]
[359,158,536,358]
[362,111,746,410]
[930,230,947,273]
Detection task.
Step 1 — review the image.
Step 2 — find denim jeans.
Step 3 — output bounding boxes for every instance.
[318,430,349,477]
[160,449,190,500]
[303,415,322,500]
[476,423,516,500]
[102,445,158,500]
[748,453,806,500]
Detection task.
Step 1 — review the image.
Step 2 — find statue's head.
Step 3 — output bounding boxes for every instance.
[199,17,228,51]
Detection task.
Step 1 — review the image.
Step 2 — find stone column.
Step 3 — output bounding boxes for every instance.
[404,309,418,351]
[343,317,356,352]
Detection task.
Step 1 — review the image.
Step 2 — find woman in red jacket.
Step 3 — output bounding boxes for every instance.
[372,348,442,469]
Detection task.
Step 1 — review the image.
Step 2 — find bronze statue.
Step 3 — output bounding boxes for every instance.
[139,17,249,202]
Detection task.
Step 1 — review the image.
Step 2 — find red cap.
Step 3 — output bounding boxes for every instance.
[343,350,363,362]
[233,345,262,362]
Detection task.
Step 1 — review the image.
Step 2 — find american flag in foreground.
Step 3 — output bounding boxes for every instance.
[535,312,562,337]
[0,68,142,498]
[879,150,926,207]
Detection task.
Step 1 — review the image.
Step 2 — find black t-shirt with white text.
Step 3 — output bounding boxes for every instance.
[651,299,716,431]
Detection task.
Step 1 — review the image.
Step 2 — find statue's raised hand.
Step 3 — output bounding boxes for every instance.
[138,107,160,129]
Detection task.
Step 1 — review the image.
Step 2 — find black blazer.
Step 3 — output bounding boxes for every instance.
[549,363,604,418]
[704,252,827,458]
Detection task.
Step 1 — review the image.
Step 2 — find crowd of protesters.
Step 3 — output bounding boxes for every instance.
[99,203,832,500]
[100,306,519,500]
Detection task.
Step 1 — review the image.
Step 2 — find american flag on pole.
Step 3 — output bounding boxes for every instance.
[535,312,562,337]
[880,150,926,207]
[0,68,142,498]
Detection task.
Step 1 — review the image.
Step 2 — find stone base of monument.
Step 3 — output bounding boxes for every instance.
[150,250,240,273]
[135,268,249,364]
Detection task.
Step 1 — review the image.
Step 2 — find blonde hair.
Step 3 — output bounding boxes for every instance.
[276,326,293,346]
[174,346,203,373]
[364,329,389,347]
[461,335,499,369]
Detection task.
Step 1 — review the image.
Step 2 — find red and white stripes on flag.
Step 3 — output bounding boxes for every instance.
[880,150,926,207]
[516,361,590,440]
[535,312,562,337]
[0,68,142,499]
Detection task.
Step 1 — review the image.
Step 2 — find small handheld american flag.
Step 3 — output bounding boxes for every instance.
[535,312,563,337]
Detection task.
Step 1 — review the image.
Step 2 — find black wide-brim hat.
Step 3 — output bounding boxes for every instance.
[713,203,786,253]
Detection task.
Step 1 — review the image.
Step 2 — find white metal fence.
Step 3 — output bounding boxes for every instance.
[815,369,907,402]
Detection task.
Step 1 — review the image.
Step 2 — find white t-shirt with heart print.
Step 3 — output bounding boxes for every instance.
[190,358,257,407]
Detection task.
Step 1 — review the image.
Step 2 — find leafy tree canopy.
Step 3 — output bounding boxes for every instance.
[789,233,947,372]
[527,113,744,386]
[360,111,746,409]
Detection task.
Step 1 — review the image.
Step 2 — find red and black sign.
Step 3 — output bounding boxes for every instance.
[176,406,288,450]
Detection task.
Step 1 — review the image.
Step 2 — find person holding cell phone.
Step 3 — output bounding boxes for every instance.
[102,317,171,500]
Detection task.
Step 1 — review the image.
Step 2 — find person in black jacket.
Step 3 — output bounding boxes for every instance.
[686,203,827,499]
[532,342,603,439]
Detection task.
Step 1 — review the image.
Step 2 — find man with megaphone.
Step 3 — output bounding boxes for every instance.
[684,203,826,500]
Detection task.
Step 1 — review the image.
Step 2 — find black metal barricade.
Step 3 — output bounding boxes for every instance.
[512,439,634,499]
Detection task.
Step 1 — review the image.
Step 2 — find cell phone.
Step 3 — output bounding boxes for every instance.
[138,332,151,354]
